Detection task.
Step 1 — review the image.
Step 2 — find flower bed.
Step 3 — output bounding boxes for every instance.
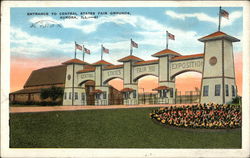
[150,104,241,129]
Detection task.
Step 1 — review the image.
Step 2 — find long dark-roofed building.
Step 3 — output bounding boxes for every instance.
[10,65,67,103]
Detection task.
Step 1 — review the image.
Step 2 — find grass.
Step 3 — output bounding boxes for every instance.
[10,107,241,148]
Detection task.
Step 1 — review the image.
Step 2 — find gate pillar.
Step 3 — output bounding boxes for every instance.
[152,49,182,104]
[118,55,144,105]
[92,60,113,105]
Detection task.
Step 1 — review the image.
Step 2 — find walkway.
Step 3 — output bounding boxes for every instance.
[10,104,194,113]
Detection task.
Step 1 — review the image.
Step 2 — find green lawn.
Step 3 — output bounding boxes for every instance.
[10,108,241,148]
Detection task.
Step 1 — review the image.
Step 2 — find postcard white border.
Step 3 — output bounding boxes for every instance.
[1,1,249,158]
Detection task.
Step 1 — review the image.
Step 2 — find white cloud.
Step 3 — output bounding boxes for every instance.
[26,13,204,59]
[10,27,73,58]
[165,10,242,27]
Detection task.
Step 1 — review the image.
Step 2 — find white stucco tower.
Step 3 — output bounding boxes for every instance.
[62,59,88,106]
[199,31,240,104]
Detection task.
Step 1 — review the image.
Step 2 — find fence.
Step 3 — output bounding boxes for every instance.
[175,91,200,104]
[82,91,200,106]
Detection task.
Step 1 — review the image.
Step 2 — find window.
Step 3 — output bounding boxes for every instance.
[163,90,167,98]
[95,93,101,100]
[69,92,72,100]
[81,93,85,100]
[103,92,107,99]
[75,92,78,100]
[215,84,221,96]
[64,92,67,100]
[124,92,130,99]
[232,85,235,97]
[203,86,209,96]
[160,90,167,98]
[170,88,174,98]
[226,85,229,96]
[133,90,137,98]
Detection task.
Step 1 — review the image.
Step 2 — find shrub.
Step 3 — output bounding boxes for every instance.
[232,96,241,104]
[40,86,64,101]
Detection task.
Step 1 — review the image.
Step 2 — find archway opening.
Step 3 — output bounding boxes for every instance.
[107,78,124,105]
[137,75,159,104]
[174,71,202,103]
[107,78,124,91]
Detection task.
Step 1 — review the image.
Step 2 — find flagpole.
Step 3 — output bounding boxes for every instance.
[82,45,85,61]
[166,31,169,49]
[74,41,77,59]
[130,39,133,55]
[101,45,103,60]
[218,6,222,31]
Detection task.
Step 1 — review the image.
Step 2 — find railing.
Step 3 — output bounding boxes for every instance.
[175,91,200,104]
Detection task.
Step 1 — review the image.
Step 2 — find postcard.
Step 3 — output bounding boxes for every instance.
[1,1,249,158]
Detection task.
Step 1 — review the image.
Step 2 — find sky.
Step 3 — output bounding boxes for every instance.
[10,7,243,95]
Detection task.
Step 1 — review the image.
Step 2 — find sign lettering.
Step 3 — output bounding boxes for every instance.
[81,73,94,79]
[171,61,203,70]
[136,66,156,73]
[107,70,121,76]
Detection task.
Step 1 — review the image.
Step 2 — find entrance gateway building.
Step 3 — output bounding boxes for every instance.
[63,31,239,106]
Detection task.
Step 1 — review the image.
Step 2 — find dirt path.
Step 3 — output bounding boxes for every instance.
[10,104,194,113]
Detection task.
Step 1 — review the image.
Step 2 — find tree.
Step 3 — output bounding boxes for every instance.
[50,86,64,101]
[40,88,50,100]
[40,86,64,101]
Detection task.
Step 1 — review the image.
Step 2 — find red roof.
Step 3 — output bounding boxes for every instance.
[171,53,204,61]
[104,64,123,70]
[92,60,113,66]
[120,88,134,92]
[153,86,169,91]
[135,59,159,65]
[90,89,103,94]
[62,59,89,65]
[152,49,182,57]
[77,68,96,73]
[198,31,240,42]
[118,55,144,62]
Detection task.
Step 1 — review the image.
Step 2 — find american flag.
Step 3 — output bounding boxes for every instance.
[220,9,229,19]
[84,47,90,54]
[168,32,175,40]
[131,39,138,48]
[75,43,82,50]
[102,46,109,54]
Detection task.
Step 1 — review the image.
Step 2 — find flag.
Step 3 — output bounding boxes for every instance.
[84,47,90,54]
[131,40,138,48]
[75,43,82,50]
[168,32,175,40]
[102,46,109,54]
[220,9,229,19]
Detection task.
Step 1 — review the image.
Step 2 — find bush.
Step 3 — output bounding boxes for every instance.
[40,86,64,101]
[232,96,241,104]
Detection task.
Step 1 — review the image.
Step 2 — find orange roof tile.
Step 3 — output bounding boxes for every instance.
[104,64,123,70]
[153,86,169,91]
[152,49,182,57]
[77,68,96,73]
[62,59,89,65]
[171,53,204,61]
[198,31,240,42]
[92,60,113,66]
[118,55,144,62]
[120,88,134,92]
[135,59,159,65]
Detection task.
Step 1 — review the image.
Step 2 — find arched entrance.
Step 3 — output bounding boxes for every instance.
[78,80,95,105]
[173,71,202,104]
[105,77,124,105]
[136,74,159,104]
